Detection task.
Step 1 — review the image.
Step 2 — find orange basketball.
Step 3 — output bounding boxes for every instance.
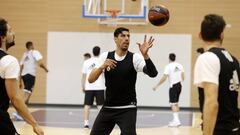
[148,5,170,26]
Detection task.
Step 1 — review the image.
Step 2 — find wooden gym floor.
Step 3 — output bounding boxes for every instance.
[9,106,203,135]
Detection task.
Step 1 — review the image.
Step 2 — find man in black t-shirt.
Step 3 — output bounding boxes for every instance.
[194,14,240,135]
[0,18,43,135]
[88,27,158,135]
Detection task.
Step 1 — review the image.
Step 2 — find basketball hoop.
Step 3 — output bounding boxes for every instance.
[104,9,121,27]
[105,9,121,18]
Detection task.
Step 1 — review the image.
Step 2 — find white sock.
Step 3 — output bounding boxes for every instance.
[84,120,89,125]
[173,112,180,123]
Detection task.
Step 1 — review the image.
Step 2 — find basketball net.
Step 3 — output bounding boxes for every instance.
[105,9,121,27]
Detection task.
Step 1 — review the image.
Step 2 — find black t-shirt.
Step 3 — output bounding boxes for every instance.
[208,47,240,131]
[104,51,137,106]
[0,50,10,112]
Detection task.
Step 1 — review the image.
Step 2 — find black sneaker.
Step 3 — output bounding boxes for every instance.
[84,125,89,129]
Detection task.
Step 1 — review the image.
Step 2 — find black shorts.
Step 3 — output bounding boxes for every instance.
[22,74,35,93]
[213,128,240,135]
[0,111,19,135]
[169,82,182,104]
[84,90,104,106]
[90,107,137,135]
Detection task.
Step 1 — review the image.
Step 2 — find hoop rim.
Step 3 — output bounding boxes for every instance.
[105,9,121,18]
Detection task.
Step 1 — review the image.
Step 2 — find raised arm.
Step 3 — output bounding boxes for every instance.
[137,35,158,77]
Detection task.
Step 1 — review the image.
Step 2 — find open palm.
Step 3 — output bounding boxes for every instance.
[137,35,154,58]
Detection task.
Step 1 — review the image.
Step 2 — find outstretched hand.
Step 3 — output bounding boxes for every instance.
[136,35,154,59]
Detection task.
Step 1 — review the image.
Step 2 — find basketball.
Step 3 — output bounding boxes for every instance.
[148,5,170,26]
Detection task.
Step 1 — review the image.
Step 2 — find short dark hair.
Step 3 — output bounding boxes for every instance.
[114,27,129,37]
[0,18,8,47]
[169,53,176,61]
[196,47,204,54]
[26,41,33,49]
[84,53,91,58]
[201,14,226,42]
[92,46,100,56]
[0,18,7,37]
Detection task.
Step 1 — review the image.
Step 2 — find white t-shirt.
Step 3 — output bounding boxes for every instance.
[0,55,20,79]
[97,52,146,72]
[164,62,184,87]
[20,50,43,76]
[82,57,105,90]
[194,52,220,88]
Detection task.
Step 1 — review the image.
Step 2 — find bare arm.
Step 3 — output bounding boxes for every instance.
[81,73,86,92]
[181,72,185,81]
[202,82,219,135]
[37,59,48,72]
[88,66,105,83]
[153,74,168,91]
[88,59,117,83]
[5,79,44,135]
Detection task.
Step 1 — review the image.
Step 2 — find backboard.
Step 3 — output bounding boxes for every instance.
[82,0,149,25]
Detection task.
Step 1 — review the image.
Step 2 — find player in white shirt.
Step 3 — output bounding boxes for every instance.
[153,53,184,127]
[13,41,48,121]
[19,41,48,104]
[81,46,105,128]
[0,17,43,135]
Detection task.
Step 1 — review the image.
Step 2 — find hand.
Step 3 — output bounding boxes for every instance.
[101,59,117,71]
[137,35,155,59]
[33,125,44,135]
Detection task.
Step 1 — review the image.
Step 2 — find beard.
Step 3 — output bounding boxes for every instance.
[121,47,128,52]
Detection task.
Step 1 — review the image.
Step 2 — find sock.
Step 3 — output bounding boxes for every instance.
[84,120,89,125]
[173,112,180,123]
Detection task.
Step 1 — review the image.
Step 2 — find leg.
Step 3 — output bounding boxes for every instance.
[95,90,104,111]
[171,103,180,112]
[24,91,31,104]
[83,91,94,128]
[22,74,35,104]
[169,83,182,127]
[116,108,137,135]
[90,108,115,135]
[83,105,91,127]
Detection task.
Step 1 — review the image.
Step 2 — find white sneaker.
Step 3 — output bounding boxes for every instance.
[12,112,23,121]
[168,121,181,127]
